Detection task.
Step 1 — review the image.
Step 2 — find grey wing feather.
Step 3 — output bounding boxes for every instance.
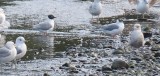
[128,0,138,4]
[89,4,98,16]
[33,22,51,30]
[16,47,22,54]
[102,24,119,31]
[89,4,93,14]
[149,0,159,7]
[0,47,11,58]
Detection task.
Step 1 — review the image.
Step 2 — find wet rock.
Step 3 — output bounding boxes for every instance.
[59,66,65,69]
[154,52,160,57]
[79,60,87,63]
[78,53,83,56]
[89,74,98,76]
[144,41,152,46]
[112,49,124,54]
[62,63,70,67]
[151,44,160,51]
[71,59,78,62]
[75,65,81,68]
[111,59,129,69]
[143,32,152,38]
[69,70,79,73]
[102,65,112,73]
[131,57,142,62]
[143,54,153,60]
[43,73,50,76]
[53,52,64,58]
[96,69,102,71]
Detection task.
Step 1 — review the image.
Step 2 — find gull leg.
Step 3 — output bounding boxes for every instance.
[0,64,2,74]
[142,14,145,19]
[97,15,100,24]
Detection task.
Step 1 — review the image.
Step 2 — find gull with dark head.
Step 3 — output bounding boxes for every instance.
[15,36,27,60]
[33,14,56,32]
[89,0,102,21]
[130,24,144,48]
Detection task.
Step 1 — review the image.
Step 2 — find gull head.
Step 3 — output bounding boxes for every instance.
[143,0,149,4]
[48,14,56,19]
[0,8,4,13]
[5,41,15,49]
[16,36,26,44]
[134,24,141,30]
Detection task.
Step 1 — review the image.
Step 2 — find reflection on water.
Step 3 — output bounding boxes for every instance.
[0,35,6,47]
[4,34,82,60]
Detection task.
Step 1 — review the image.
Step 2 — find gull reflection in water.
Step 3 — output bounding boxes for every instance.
[0,35,6,47]
[34,35,55,57]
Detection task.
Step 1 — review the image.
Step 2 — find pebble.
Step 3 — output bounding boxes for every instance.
[111,59,129,70]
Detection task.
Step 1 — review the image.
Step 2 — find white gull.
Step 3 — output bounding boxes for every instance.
[33,14,56,31]
[89,0,102,20]
[0,8,5,24]
[0,41,17,64]
[15,36,27,60]
[100,20,125,37]
[130,23,144,48]
[128,0,160,18]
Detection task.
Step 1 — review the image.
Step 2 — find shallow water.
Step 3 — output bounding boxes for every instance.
[0,0,160,76]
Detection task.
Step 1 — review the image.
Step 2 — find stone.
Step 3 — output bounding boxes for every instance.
[43,73,50,76]
[112,49,124,54]
[131,57,142,62]
[111,59,129,69]
[154,52,160,57]
[62,63,70,67]
[69,70,79,73]
[102,65,112,73]
[151,45,160,51]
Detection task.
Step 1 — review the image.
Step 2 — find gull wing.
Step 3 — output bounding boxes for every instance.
[149,0,160,7]
[0,47,11,58]
[128,0,138,4]
[102,23,119,31]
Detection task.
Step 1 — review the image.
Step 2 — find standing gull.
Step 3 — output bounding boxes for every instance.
[0,8,5,24]
[128,0,160,18]
[33,15,56,32]
[0,41,17,63]
[0,41,17,71]
[130,24,144,48]
[89,0,102,21]
[100,20,125,38]
[15,36,27,60]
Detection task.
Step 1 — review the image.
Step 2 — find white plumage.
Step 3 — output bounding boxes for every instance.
[33,15,56,31]
[0,8,5,25]
[130,24,144,48]
[101,20,125,37]
[0,41,17,63]
[15,36,27,60]
[89,0,102,19]
[128,0,160,18]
